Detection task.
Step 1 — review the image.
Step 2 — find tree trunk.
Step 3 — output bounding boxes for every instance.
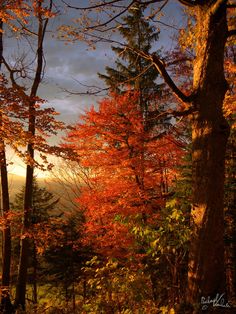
[14,151,35,309]
[0,18,13,313]
[32,242,38,305]
[14,0,47,308]
[187,1,230,309]
[0,146,11,298]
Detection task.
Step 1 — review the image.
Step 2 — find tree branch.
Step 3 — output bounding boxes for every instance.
[211,0,228,14]
[85,1,135,30]
[139,0,169,5]
[62,0,169,10]
[1,56,22,90]
[62,80,109,96]
[147,107,194,125]
[62,0,170,30]
[61,0,125,10]
[150,54,193,103]
[178,0,202,7]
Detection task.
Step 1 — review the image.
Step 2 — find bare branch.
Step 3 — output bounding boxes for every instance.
[150,19,180,30]
[61,27,194,103]
[150,53,193,103]
[147,107,193,125]
[62,0,171,31]
[85,1,136,30]
[61,0,125,10]
[139,0,169,5]
[63,80,109,96]
[18,22,38,36]
[66,63,154,96]
[178,0,202,6]
[1,56,22,90]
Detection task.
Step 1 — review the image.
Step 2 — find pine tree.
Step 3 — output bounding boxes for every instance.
[13,178,59,304]
[98,1,162,117]
[43,213,90,309]
[13,179,59,223]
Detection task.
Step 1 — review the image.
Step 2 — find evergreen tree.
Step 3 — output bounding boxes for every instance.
[12,178,59,304]
[43,213,90,308]
[13,179,59,224]
[98,1,162,117]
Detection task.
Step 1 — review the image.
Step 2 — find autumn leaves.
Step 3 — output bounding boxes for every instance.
[63,91,184,258]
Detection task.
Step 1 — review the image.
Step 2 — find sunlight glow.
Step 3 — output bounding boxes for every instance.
[8,165,50,179]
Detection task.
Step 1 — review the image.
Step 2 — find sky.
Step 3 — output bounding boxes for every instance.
[5,0,185,178]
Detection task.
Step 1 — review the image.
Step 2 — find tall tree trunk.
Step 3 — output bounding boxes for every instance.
[187,1,230,309]
[0,18,13,313]
[14,0,47,307]
[14,160,34,310]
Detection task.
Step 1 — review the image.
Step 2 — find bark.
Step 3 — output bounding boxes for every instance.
[32,243,38,304]
[149,1,231,307]
[14,88,37,311]
[14,1,48,308]
[0,19,13,313]
[187,1,230,309]
[14,161,35,310]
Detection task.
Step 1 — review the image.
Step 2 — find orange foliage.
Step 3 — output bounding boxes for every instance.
[64,91,183,257]
[0,0,29,32]
[0,0,56,32]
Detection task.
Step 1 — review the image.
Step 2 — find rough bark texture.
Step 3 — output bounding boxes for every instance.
[187,1,230,310]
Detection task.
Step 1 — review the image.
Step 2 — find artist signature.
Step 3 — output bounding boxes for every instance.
[201,293,231,310]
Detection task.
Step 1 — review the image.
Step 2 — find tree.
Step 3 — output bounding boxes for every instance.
[0,74,27,313]
[13,178,59,305]
[64,91,183,258]
[62,1,236,309]
[1,0,63,309]
[43,212,89,311]
[98,1,162,118]
[0,19,12,310]
[12,1,53,308]
[63,90,188,310]
[0,2,29,310]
